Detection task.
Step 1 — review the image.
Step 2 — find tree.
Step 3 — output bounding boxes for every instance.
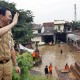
[12,52,33,80]
[12,9,34,43]
[0,0,34,44]
[70,21,80,31]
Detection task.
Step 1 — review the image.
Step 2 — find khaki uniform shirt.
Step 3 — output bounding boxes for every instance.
[0,30,14,61]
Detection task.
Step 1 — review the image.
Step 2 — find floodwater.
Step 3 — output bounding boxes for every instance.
[31,43,80,78]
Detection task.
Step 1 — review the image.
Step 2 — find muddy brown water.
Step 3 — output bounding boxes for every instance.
[31,43,80,78]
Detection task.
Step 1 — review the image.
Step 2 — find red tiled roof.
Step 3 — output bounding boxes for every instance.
[43,22,54,27]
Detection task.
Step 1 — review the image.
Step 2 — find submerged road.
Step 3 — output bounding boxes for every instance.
[31,43,80,78]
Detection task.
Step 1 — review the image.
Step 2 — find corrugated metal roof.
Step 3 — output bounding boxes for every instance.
[32,24,43,30]
[67,34,80,41]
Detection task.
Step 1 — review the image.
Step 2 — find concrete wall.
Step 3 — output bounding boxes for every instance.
[33,30,38,34]
[31,36,45,45]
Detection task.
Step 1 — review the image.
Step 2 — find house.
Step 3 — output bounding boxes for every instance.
[42,22,54,44]
[54,20,67,42]
[32,24,42,34]
[31,20,69,45]
[31,24,45,45]
[54,20,65,32]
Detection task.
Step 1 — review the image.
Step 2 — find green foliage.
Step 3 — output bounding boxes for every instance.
[12,67,20,80]
[70,21,80,30]
[0,0,34,44]
[28,75,58,80]
[13,23,33,43]
[0,0,16,11]
[13,9,34,43]
[12,52,33,80]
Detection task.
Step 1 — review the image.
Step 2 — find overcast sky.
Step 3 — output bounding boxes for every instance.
[6,0,80,24]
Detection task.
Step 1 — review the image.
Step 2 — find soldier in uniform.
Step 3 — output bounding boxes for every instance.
[0,7,20,80]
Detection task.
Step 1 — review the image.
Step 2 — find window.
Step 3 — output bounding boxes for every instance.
[38,30,41,33]
[58,25,60,30]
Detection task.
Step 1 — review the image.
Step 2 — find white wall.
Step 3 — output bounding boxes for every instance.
[41,27,44,33]
[31,36,45,45]
[33,30,38,34]
[54,24,64,32]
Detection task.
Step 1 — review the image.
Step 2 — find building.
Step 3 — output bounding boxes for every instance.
[31,24,45,45]
[54,20,65,32]
[54,20,67,42]
[31,20,69,45]
[42,22,54,44]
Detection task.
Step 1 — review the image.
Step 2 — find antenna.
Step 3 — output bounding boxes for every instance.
[74,4,77,21]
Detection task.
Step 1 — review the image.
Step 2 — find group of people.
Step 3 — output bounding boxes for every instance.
[44,63,70,77]
[44,63,53,77]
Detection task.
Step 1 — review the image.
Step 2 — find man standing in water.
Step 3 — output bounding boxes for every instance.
[0,7,20,80]
[44,65,49,77]
[60,49,63,54]
[49,63,53,75]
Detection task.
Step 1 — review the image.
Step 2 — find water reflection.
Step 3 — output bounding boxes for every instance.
[66,54,75,65]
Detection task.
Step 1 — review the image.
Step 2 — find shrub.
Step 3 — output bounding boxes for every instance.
[12,52,33,80]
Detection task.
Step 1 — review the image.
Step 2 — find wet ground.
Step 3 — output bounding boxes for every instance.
[31,43,80,78]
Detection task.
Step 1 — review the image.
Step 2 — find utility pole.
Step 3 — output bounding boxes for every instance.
[74,4,77,21]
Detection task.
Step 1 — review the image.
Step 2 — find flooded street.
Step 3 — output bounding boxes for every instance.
[31,43,80,78]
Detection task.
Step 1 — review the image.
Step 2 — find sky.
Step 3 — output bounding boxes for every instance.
[6,0,80,24]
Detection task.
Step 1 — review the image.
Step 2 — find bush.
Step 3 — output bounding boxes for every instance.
[12,52,33,80]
